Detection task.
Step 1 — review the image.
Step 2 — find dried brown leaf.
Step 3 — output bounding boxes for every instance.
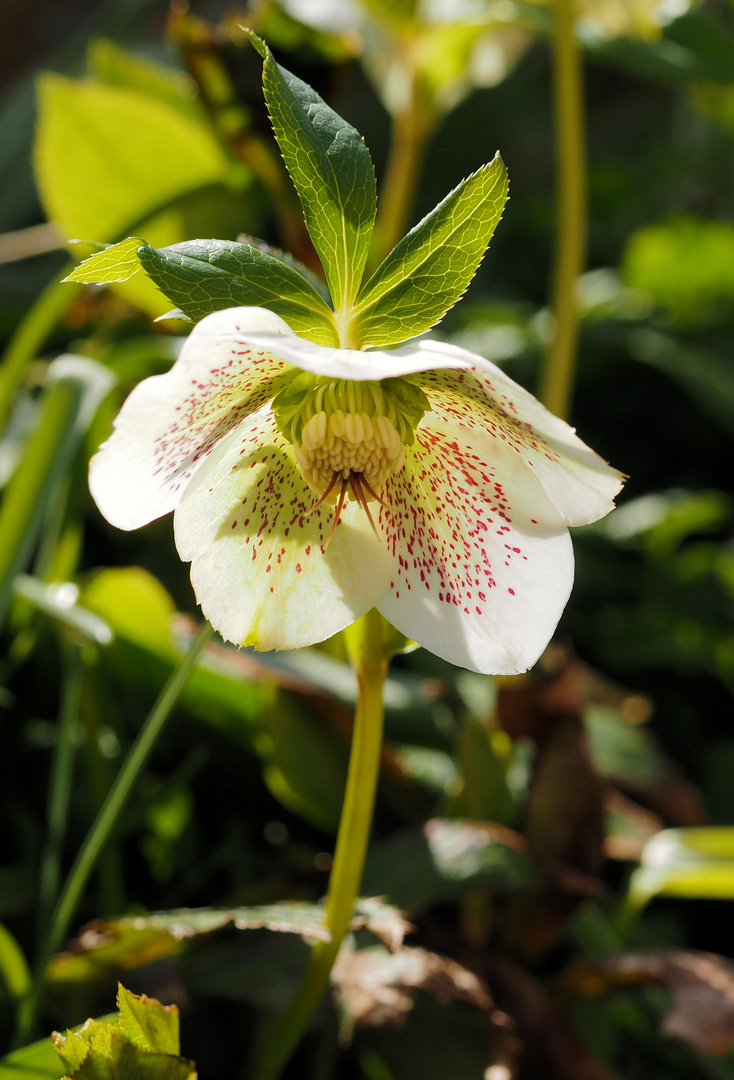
[332,945,492,1030]
[598,952,734,1056]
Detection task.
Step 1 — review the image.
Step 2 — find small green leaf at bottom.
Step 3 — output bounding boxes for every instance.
[117,985,179,1056]
[51,985,195,1080]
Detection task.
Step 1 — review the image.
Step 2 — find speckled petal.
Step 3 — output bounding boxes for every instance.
[89,307,296,530]
[228,330,474,382]
[228,332,622,526]
[174,406,393,652]
[416,340,624,526]
[376,410,574,675]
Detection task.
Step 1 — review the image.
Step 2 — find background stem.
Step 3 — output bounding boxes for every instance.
[369,69,434,271]
[539,0,587,421]
[37,644,84,936]
[254,607,386,1080]
[12,621,214,1048]
[0,270,79,439]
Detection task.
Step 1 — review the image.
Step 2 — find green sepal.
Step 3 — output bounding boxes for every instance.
[137,238,340,345]
[351,154,509,347]
[247,30,376,313]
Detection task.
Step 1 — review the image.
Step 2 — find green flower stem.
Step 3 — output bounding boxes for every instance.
[255,608,386,1080]
[13,621,214,1049]
[37,644,85,936]
[539,0,587,421]
[0,268,80,438]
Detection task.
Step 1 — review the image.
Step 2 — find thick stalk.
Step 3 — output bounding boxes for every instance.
[369,67,434,272]
[539,0,587,421]
[13,622,214,1048]
[254,608,386,1080]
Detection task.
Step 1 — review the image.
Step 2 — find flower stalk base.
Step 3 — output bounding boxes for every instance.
[254,608,386,1080]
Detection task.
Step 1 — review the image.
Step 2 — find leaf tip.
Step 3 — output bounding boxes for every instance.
[241,27,268,59]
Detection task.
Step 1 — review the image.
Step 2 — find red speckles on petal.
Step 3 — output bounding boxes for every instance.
[380,425,503,615]
[421,368,563,471]
[149,344,285,506]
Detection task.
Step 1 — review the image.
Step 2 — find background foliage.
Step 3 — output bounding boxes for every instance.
[2,1,734,1077]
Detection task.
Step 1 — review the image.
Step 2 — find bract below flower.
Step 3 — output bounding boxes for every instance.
[89,307,623,675]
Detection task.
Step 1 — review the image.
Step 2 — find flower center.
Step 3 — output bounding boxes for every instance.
[272,375,429,529]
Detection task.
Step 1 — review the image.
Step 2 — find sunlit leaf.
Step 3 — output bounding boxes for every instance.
[1,1035,81,1080]
[351,155,508,347]
[137,239,339,345]
[250,32,377,312]
[64,238,144,285]
[626,827,734,916]
[333,944,491,1035]
[35,76,231,244]
[116,986,179,1056]
[86,39,198,116]
[48,900,409,985]
[623,217,734,323]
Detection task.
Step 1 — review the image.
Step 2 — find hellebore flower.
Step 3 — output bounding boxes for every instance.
[90,306,623,674]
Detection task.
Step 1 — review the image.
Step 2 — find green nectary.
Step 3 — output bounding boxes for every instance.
[271,374,431,450]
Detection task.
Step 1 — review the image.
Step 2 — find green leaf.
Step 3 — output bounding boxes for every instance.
[72,1033,193,1080]
[624,827,734,921]
[35,75,231,243]
[1,1034,84,1080]
[47,900,409,986]
[137,238,339,345]
[86,39,198,117]
[623,216,734,324]
[251,33,377,312]
[236,233,331,303]
[351,154,508,347]
[117,985,179,1056]
[64,238,144,285]
[0,919,31,1003]
[53,1023,100,1073]
[47,990,194,1080]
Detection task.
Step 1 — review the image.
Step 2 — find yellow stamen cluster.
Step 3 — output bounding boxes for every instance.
[293,409,405,499]
[272,376,430,510]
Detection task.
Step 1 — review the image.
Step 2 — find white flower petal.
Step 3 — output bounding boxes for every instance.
[416,340,624,526]
[89,307,296,530]
[226,330,622,527]
[376,411,575,675]
[174,407,393,651]
[226,331,474,382]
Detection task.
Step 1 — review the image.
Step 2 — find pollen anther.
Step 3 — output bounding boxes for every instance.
[272,376,430,515]
[294,408,405,500]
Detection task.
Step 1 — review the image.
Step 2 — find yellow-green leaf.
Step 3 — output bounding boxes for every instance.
[35,75,230,243]
[351,154,508,347]
[64,238,144,285]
